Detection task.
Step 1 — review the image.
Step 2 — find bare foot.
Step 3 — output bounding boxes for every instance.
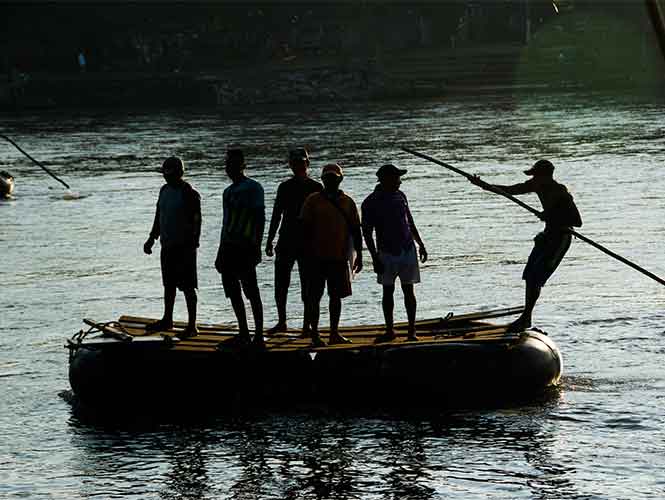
[328,333,352,345]
[266,322,286,335]
[374,330,397,344]
[506,318,531,333]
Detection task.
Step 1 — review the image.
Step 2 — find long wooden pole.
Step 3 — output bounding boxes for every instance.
[402,147,665,287]
[1,134,71,189]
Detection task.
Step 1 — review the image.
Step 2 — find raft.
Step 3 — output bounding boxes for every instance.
[66,307,562,409]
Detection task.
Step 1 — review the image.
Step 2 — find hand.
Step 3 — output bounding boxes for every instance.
[353,255,363,274]
[143,237,154,255]
[372,257,384,275]
[419,245,428,263]
[265,241,274,257]
[469,175,488,189]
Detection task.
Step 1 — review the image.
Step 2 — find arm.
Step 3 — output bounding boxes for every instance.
[349,200,363,274]
[215,192,226,273]
[144,196,161,255]
[254,184,266,264]
[361,203,382,274]
[191,189,202,248]
[469,176,533,196]
[406,206,428,263]
[265,185,283,257]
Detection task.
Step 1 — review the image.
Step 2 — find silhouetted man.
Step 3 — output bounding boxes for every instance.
[215,149,266,348]
[301,163,363,347]
[470,159,582,332]
[265,148,322,336]
[362,164,428,342]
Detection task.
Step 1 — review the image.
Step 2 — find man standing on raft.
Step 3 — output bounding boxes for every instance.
[301,163,363,347]
[470,159,582,332]
[144,157,201,338]
[362,164,428,343]
[215,149,266,348]
[265,148,322,336]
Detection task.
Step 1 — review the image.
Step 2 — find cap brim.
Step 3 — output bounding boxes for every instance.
[523,169,535,175]
[378,168,408,177]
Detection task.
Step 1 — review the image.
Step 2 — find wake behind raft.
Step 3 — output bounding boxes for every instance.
[65,307,562,410]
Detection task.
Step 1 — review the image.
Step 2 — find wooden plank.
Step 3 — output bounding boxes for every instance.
[118,306,523,337]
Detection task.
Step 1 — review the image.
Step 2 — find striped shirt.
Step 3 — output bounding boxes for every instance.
[221,177,265,250]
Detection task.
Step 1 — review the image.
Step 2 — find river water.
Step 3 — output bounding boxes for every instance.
[1,90,664,499]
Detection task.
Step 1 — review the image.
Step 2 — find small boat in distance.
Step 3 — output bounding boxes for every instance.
[0,171,14,198]
[66,307,563,411]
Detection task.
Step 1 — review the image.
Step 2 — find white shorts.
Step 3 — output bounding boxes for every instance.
[377,244,421,286]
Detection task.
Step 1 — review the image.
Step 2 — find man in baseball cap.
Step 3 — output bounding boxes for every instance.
[300,162,363,347]
[469,159,582,332]
[362,164,428,343]
[265,147,322,336]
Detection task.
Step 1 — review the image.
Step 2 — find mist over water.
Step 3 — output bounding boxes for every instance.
[2,91,664,499]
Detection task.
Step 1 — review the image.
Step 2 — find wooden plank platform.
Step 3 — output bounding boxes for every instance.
[78,307,525,354]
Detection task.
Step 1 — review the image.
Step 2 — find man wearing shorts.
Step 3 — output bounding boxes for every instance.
[215,149,266,348]
[265,147,322,335]
[362,164,428,343]
[470,159,582,332]
[301,163,363,347]
[144,156,201,338]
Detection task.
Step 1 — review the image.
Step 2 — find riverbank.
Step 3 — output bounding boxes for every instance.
[3,41,664,111]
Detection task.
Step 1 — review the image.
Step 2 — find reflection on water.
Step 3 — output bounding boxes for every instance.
[67,404,584,500]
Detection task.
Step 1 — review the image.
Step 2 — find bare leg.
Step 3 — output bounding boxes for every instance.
[183,288,198,335]
[164,285,176,324]
[328,295,350,344]
[296,257,311,334]
[271,254,294,332]
[229,291,250,339]
[522,283,540,327]
[146,285,177,331]
[401,283,418,340]
[306,298,325,346]
[508,283,540,332]
[244,281,264,346]
[382,285,396,335]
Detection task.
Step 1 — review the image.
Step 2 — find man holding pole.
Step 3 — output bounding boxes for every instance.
[470,159,582,332]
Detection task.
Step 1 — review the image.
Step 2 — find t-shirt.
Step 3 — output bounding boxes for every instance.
[154,182,201,249]
[301,190,360,261]
[361,186,414,256]
[221,177,265,250]
[510,178,581,230]
[272,176,322,250]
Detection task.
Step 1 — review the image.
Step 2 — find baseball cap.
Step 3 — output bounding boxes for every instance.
[289,148,309,162]
[321,163,343,178]
[524,159,554,176]
[376,164,407,178]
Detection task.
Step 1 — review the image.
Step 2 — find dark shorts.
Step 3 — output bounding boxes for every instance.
[523,230,572,287]
[220,244,259,298]
[161,246,197,291]
[275,246,307,302]
[304,258,352,301]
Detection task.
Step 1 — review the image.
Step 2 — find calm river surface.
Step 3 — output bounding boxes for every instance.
[2,90,665,499]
